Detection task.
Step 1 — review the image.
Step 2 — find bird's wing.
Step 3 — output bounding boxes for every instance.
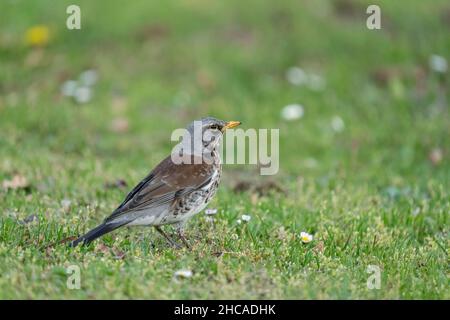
[104,155,214,223]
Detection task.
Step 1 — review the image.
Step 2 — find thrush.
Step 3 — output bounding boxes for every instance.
[71,117,241,248]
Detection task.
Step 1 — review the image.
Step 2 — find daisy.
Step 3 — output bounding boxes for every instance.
[300,231,313,243]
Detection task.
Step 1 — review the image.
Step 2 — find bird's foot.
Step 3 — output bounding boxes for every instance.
[177,230,191,250]
[169,240,183,250]
[155,226,182,249]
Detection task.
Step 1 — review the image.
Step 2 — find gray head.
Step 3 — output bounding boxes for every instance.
[182,117,241,155]
[185,117,237,132]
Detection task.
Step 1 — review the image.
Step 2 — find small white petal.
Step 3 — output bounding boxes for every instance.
[174,269,193,278]
[236,219,242,224]
[79,69,98,86]
[205,208,218,215]
[286,67,308,86]
[281,104,304,121]
[60,80,78,97]
[241,214,251,222]
[331,116,345,132]
[429,54,448,73]
[74,86,92,104]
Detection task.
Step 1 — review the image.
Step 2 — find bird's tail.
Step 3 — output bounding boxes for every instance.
[70,222,125,247]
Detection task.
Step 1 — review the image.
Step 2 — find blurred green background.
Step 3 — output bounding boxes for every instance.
[0,0,448,299]
[1,0,448,182]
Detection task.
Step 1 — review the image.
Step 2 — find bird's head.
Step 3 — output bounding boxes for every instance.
[183,117,241,154]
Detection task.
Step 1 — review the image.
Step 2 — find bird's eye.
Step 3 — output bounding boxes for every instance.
[210,125,218,130]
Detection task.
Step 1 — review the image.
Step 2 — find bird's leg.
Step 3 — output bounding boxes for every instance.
[155,226,181,249]
[177,228,191,249]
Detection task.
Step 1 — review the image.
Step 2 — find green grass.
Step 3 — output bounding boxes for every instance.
[0,0,449,299]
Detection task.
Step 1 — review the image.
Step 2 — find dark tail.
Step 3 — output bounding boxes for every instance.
[70,222,124,247]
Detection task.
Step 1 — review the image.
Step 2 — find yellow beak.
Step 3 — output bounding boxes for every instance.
[223,121,241,130]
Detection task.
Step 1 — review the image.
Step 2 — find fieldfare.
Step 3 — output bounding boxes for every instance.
[71,117,241,248]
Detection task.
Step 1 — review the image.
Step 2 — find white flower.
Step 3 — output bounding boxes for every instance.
[285,67,326,91]
[60,80,78,97]
[236,219,242,224]
[429,54,448,73]
[286,67,308,86]
[331,116,345,132]
[79,69,98,86]
[74,86,92,104]
[281,104,304,121]
[241,214,251,222]
[205,208,218,215]
[173,269,193,279]
[300,231,313,243]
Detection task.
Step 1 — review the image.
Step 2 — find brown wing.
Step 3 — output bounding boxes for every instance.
[104,155,214,223]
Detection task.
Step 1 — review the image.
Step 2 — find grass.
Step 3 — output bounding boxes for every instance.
[0,0,449,299]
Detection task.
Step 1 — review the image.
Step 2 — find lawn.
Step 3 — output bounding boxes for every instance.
[0,0,448,299]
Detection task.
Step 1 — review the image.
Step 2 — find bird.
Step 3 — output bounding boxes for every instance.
[71,117,241,248]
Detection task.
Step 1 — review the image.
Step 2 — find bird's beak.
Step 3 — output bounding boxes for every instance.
[223,121,241,131]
